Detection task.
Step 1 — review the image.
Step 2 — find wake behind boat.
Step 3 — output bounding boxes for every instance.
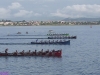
[0,36,76,39]
[7,30,69,37]
[0,40,70,45]
[7,34,46,36]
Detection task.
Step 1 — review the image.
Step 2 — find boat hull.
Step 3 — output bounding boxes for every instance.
[0,50,62,57]
[0,53,61,57]
[48,36,76,39]
[31,40,70,45]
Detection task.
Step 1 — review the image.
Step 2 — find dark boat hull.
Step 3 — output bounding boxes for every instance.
[48,36,76,39]
[31,40,70,45]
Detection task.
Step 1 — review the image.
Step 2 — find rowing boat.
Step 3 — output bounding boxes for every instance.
[31,40,70,45]
[48,36,76,39]
[0,49,62,57]
[47,33,69,36]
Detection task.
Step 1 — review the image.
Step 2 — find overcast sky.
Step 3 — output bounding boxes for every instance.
[0,0,100,21]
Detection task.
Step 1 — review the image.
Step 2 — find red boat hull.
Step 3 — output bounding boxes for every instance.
[0,50,62,57]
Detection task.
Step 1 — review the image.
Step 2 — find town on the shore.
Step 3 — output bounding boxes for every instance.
[0,19,100,26]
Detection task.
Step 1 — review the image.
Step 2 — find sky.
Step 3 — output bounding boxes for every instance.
[0,0,100,21]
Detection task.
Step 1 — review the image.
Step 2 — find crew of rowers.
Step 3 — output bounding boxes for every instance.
[48,36,76,39]
[4,48,62,57]
[38,40,66,43]
[47,33,69,36]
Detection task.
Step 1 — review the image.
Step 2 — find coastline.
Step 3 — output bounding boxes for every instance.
[0,24,99,26]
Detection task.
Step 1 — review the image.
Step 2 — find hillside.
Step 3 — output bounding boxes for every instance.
[62,18,100,22]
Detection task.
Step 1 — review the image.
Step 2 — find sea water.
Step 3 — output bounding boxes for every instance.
[0,25,100,75]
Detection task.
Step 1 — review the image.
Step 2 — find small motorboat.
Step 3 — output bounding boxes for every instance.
[17,32,21,34]
[26,32,28,34]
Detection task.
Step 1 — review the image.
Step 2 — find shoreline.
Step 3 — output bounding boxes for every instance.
[0,24,99,26]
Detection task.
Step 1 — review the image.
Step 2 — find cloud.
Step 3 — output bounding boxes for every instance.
[1,1,100,20]
[0,2,41,19]
[18,0,55,1]
[14,10,33,17]
[17,0,55,2]
[42,0,55,2]
[17,0,24,1]
[34,13,41,16]
[17,0,35,1]
[0,2,23,19]
[51,4,100,18]
[0,8,10,18]
[14,10,41,17]
[8,2,22,9]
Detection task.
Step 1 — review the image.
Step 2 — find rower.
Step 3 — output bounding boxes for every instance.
[49,40,50,43]
[35,49,37,55]
[36,39,38,43]
[45,40,47,43]
[45,49,49,56]
[14,50,18,55]
[29,50,31,52]
[22,50,24,54]
[28,50,31,54]
[15,50,18,54]
[52,49,55,52]
[5,48,8,54]
[41,49,43,52]
[47,49,49,53]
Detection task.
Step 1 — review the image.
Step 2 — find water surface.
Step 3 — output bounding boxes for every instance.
[0,25,100,75]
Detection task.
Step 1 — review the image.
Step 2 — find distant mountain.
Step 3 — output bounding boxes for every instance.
[62,18,100,22]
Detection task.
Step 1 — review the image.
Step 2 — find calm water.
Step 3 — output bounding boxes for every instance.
[0,25,100,75]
